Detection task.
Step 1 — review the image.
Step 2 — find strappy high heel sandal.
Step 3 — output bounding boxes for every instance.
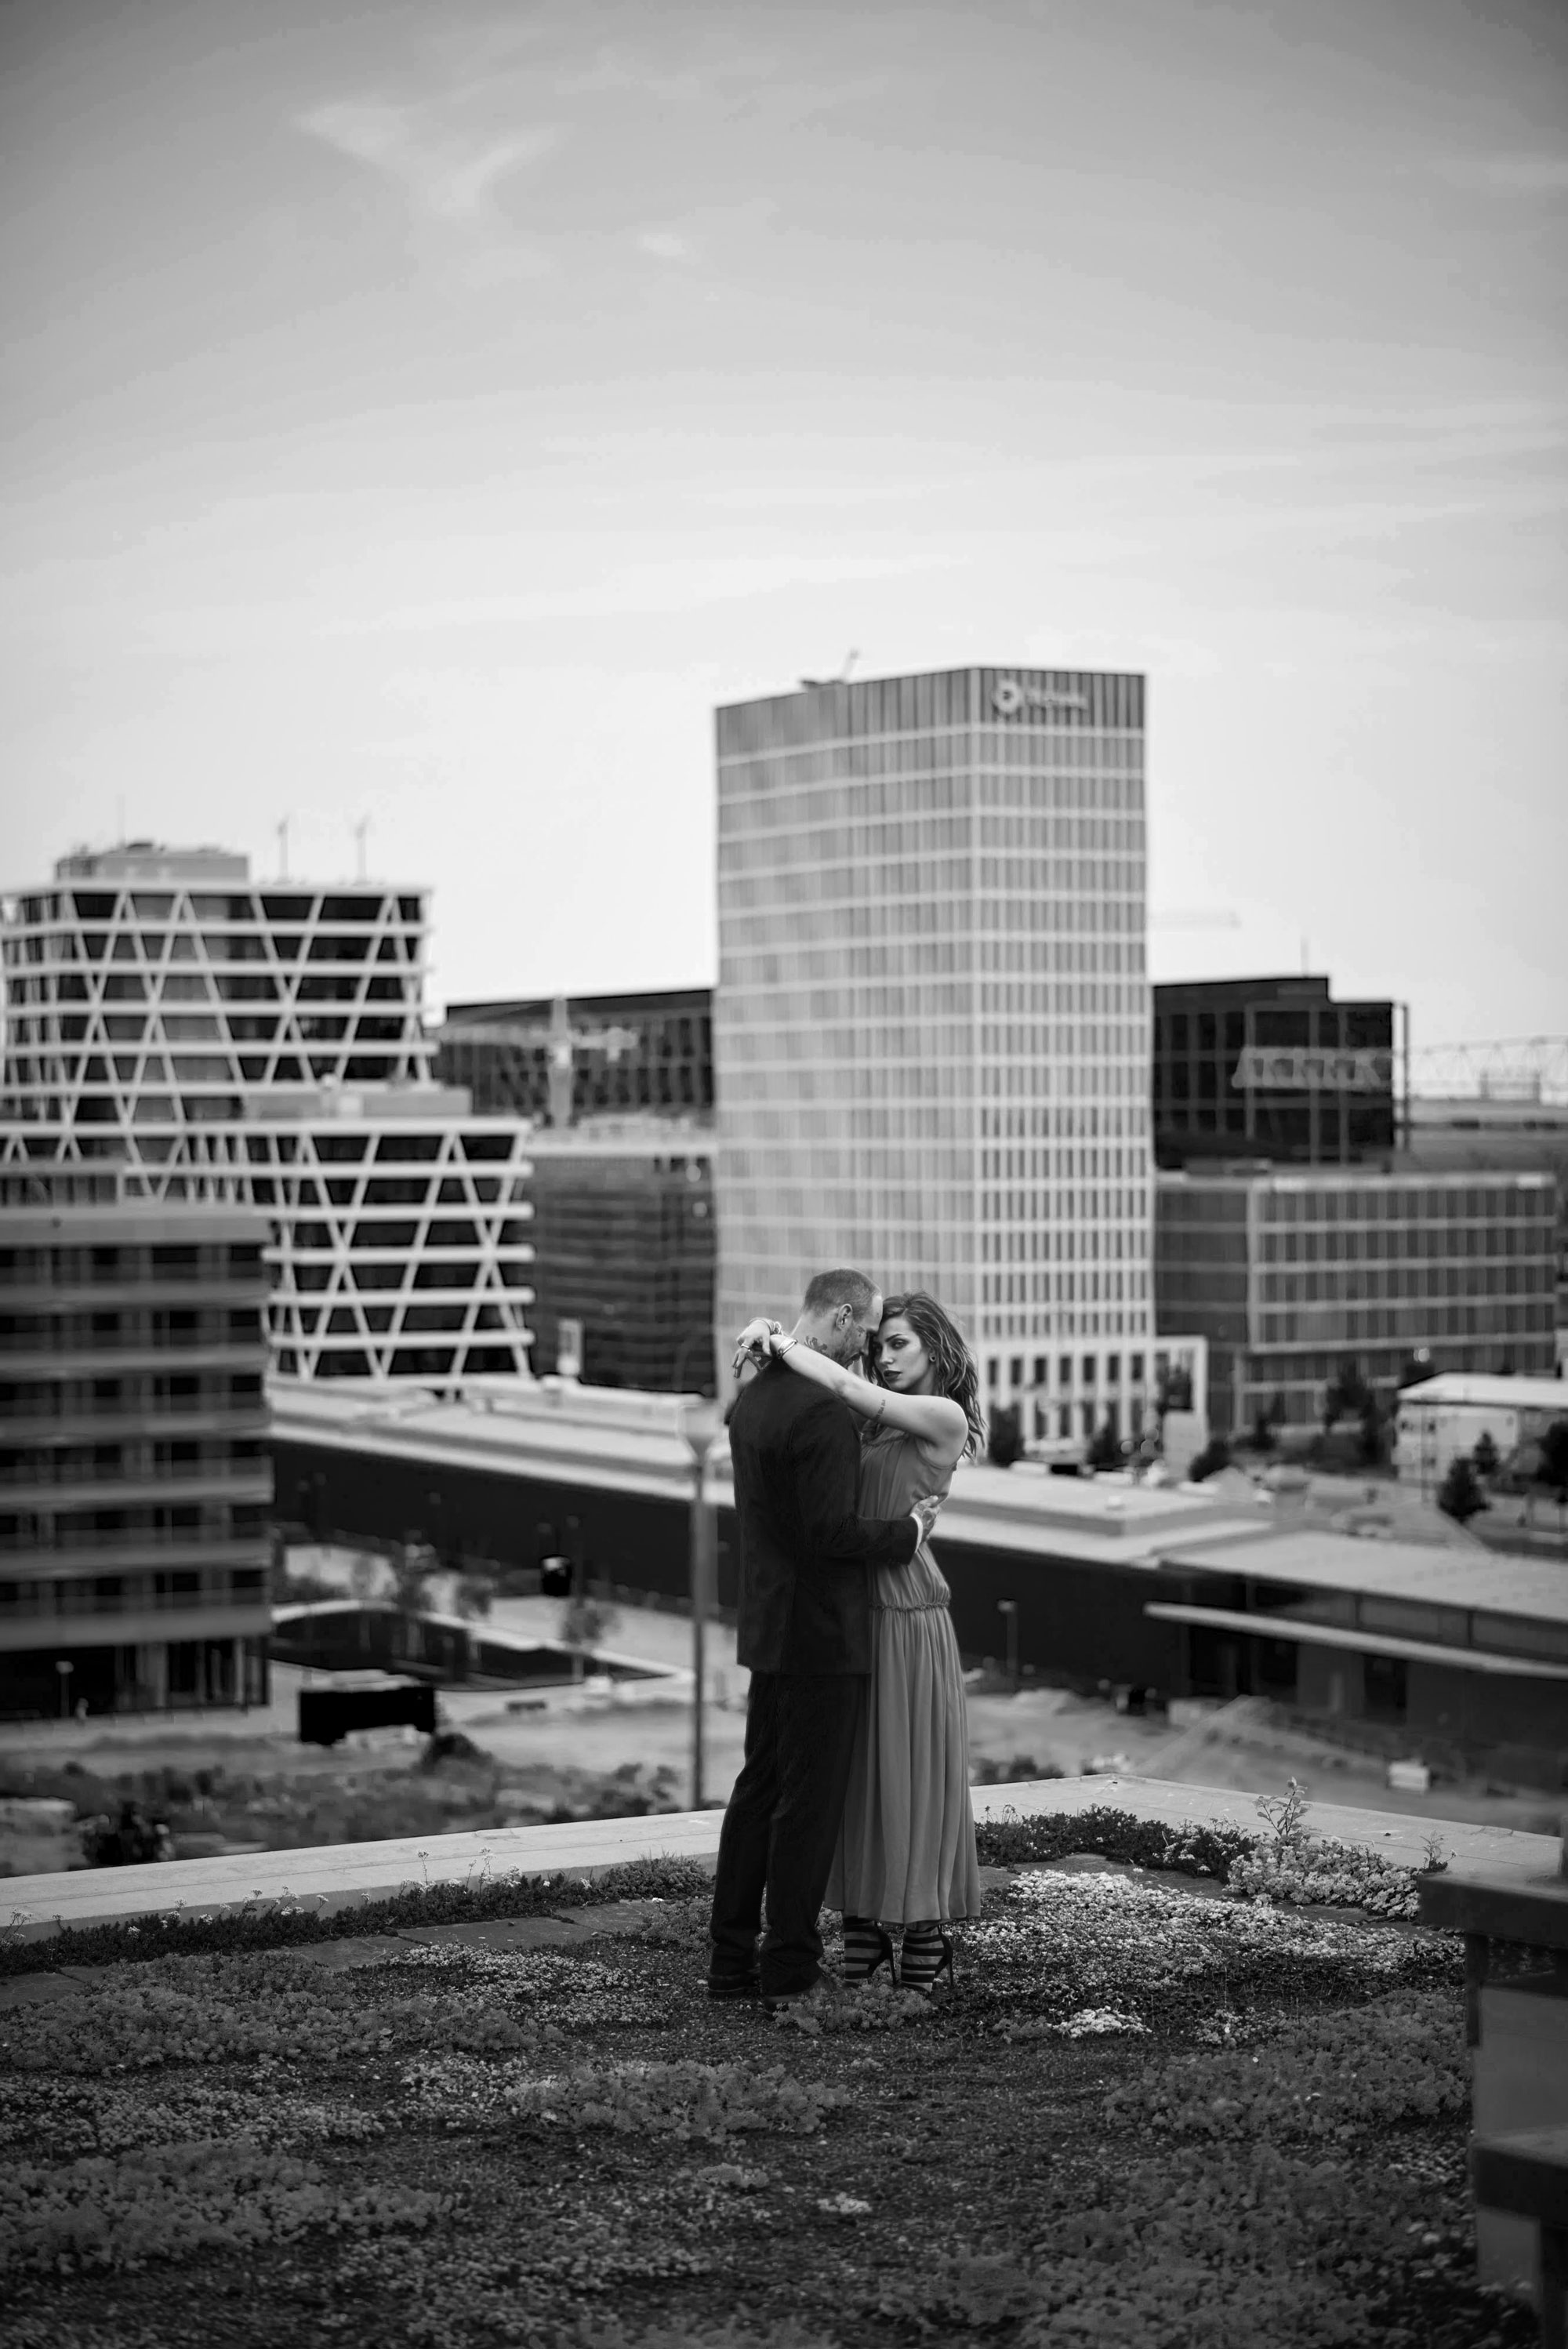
[842,1915,897,1987]
[899,1923,956,2001]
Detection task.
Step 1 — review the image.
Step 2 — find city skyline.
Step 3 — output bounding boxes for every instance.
[4,0,1566,1051]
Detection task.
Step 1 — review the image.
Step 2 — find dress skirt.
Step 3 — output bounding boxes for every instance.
[826,1545,983,1926]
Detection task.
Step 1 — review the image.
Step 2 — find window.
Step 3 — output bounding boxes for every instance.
[1363,1654,1407,1721]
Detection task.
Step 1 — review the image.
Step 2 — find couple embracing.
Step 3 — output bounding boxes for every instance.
[708,1269,984,2012]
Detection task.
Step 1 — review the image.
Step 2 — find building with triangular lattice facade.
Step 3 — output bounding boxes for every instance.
[2,844,534,1386]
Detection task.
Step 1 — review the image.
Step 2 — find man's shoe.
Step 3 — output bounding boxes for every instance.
[706,1972,761,2002]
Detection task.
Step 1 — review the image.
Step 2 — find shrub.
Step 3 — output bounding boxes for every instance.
[1086,1422,1122,1472]
[1,1853,717,1982]
[987,1403,1025,1469]
[1437,1455,1487,1523]
[506,2059,851,2142]
[1103,1988,1465,2141]
[0,2139,447,2275]
[973,1804,1256,1883]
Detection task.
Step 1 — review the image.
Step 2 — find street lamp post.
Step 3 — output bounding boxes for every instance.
[996,1599,1020,1694]
[679,1397,726,1810]
[56,1658,73,1723]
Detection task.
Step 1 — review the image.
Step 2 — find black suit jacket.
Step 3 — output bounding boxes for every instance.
[728,1360,920,1675]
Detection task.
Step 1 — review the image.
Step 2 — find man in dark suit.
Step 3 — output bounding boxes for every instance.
[708,1267,930,2009]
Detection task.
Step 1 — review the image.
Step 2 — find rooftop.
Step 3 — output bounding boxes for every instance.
[1158,1164,1555,1193]
[0,1775,1553,2346]
[1401,1374,1568,1413]
[1162,1525,1568,1628]
[269,1381,1270,1563]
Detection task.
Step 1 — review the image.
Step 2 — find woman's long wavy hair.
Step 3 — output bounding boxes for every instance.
[873,1291,985,1458]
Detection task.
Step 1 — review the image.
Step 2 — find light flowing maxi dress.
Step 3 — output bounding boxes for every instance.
[826,1421,982,1926]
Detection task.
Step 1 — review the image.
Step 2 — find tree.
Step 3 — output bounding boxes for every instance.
[1357,1396,1385,1467]
[1538,1417,1568,1502]
[453,1573,497,1621]
[1437,1455,1487,1525]
[1188,1436,1232,1483]
[1323,1359,1373,1434]
[1471,1429,1501,1482]
[391,1535,439,1614]
[1087,1421,1123,1472]
[987,1403,1024,1469]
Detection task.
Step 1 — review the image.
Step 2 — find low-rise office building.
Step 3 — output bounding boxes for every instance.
[268,1381,1566,1777]
[1156,1164,1558,1436]
[1406,1086,1568,1339]
[1149,1527,1567,1783]
[1153,975,1397,1168]
[0,1174,273,1719]
[525,1122,716,1393]
[437,989,713,1127]
[1394,1371,1568,1490]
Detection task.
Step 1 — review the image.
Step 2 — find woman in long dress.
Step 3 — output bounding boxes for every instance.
[733,1291,984,1995]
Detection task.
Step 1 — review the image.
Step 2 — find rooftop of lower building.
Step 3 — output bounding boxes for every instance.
[1162,1523,1568,1628]
[1400,1372,1568,1412]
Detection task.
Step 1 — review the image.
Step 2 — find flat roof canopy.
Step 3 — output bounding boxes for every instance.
[1161,1527,1568,1629]
[1145,1601,1568,1682]
[1400,1374,1568,1413]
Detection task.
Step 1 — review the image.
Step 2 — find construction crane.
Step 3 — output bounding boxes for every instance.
[1407,1037,1568,1107]
[437,997,641,1127]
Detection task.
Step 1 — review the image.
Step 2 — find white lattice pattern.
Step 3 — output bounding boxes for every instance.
[2,849,535,1388]
[2,855,432,1142]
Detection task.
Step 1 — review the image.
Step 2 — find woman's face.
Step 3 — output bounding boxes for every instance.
[875,1313,934,1393]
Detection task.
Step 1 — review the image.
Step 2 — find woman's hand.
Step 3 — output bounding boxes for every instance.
[731,1316,781,1377]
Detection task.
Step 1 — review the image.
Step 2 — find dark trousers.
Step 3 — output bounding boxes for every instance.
[709,1670,866,1998]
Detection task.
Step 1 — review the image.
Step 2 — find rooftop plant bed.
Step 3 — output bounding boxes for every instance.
[0,1786,1443,1981]
[1,1843,1545,2349]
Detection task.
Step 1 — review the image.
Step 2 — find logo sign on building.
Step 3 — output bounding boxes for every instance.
[1232,1047,1394,1094]
[992,678,1091,719]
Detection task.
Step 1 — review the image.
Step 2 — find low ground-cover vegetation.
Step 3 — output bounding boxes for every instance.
[0,1867,1537,2349]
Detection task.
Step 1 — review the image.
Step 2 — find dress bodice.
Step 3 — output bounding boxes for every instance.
[857,1423,956,1610]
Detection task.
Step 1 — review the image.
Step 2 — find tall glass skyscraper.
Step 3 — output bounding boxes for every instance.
[715,666,1154,1436]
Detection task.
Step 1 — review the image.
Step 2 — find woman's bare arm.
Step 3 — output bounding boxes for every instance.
[733,1317,967,1465]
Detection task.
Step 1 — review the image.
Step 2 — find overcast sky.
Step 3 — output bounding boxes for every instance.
[3,0,1565,1047]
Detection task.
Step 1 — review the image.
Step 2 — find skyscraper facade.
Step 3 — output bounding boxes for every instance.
[1,845,534,1385]
[715,667,1152,1432]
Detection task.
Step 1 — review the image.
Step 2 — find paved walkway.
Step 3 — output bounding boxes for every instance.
[2,1772,1557,1947]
